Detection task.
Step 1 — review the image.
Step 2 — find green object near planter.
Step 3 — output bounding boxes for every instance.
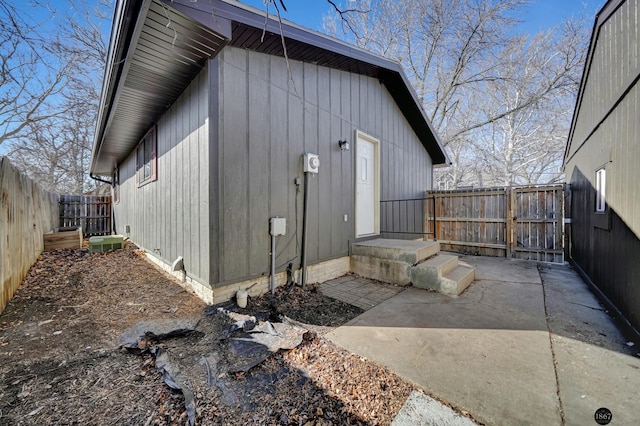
[89,235,124,253]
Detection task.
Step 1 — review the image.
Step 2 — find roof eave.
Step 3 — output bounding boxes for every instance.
[206,0,449,164]
[91,0,229,176]
[91,0,448,173]
[90,0,145,176]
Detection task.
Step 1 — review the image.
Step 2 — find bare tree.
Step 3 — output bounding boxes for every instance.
[55,0,111,193]
[324,0,526,131]
[472,102,569,186]
[0,2,72,146]
[8,120,75,192]
[6,0,112,194]
[324,0,588,188]
[469,18,587,186]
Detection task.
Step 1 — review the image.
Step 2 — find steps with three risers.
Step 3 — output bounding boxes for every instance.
[351,239,475,296]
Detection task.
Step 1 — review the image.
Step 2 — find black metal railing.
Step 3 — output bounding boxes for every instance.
[380,197,436,239]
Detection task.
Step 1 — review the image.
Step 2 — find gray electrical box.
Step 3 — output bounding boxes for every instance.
[270,217,286,236]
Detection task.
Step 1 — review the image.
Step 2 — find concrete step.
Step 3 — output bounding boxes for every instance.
[440,265,476,296]
[351,255,412,286]
[410,254,475,295]
[351,239,440,264]
[411,254,459,290]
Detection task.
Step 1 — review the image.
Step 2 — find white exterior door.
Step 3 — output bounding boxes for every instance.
[355,131,379,237]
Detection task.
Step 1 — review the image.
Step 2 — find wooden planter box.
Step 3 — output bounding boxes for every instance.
[44,227,83,251]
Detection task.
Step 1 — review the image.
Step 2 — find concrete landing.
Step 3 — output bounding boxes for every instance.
[351,239,440,264]
[325,256,640,426]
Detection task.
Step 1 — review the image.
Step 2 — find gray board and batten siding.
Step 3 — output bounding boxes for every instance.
[114,65,211,285]
[98,0,446,292]
[113,48,435,289]
[564,0,640,331]
[213,47,433,286]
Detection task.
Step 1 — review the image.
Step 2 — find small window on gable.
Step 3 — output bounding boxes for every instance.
[136,126,157,187]
[113,168,120,204]
[595,167,606,213]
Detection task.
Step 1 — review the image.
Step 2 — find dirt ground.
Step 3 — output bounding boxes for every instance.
[0,244,416,425]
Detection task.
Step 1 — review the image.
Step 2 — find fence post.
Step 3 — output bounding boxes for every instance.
[505,187,513,258]
[423,191,431,241]
[432,195,437,240]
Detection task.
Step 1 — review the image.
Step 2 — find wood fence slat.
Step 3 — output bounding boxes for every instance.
[58,195,112,237]
[426,185,564,262]
[437,240,507,249]
[1,158,59,314]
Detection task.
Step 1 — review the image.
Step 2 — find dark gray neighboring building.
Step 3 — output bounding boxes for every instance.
[91,0,448,302]
[564,0,640,332]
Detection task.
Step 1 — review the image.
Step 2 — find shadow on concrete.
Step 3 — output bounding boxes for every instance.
[332,255,635,356]
[325,256,640,426]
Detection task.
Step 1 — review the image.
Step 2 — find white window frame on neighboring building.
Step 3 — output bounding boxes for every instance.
[595,166,606,213]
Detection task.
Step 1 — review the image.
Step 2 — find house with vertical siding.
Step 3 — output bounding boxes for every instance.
[91,0,449,303]
[564,0,640,333]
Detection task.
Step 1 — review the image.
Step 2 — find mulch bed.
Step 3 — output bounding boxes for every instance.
[0,244,416,425]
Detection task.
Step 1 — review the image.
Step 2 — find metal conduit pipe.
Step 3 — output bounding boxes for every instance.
[270,231,276,295]
[300,171,310,288]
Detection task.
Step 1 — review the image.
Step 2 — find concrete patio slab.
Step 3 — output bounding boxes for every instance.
[392,391,476,426]
[539,264,640,426]
[452,254,541,284]
[324,256,640,426]
[326,285,560,425]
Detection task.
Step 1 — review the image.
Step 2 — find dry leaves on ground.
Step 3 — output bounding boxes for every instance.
[0,243,415,425]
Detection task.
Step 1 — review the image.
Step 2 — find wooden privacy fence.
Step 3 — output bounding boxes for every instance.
[1,157,59,313]
[59,195,112,237]
[425,185,565,263]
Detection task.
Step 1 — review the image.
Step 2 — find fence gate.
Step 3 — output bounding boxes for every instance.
[59,195,112,237]
[425,185,564,263]
[511,186,564,263]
